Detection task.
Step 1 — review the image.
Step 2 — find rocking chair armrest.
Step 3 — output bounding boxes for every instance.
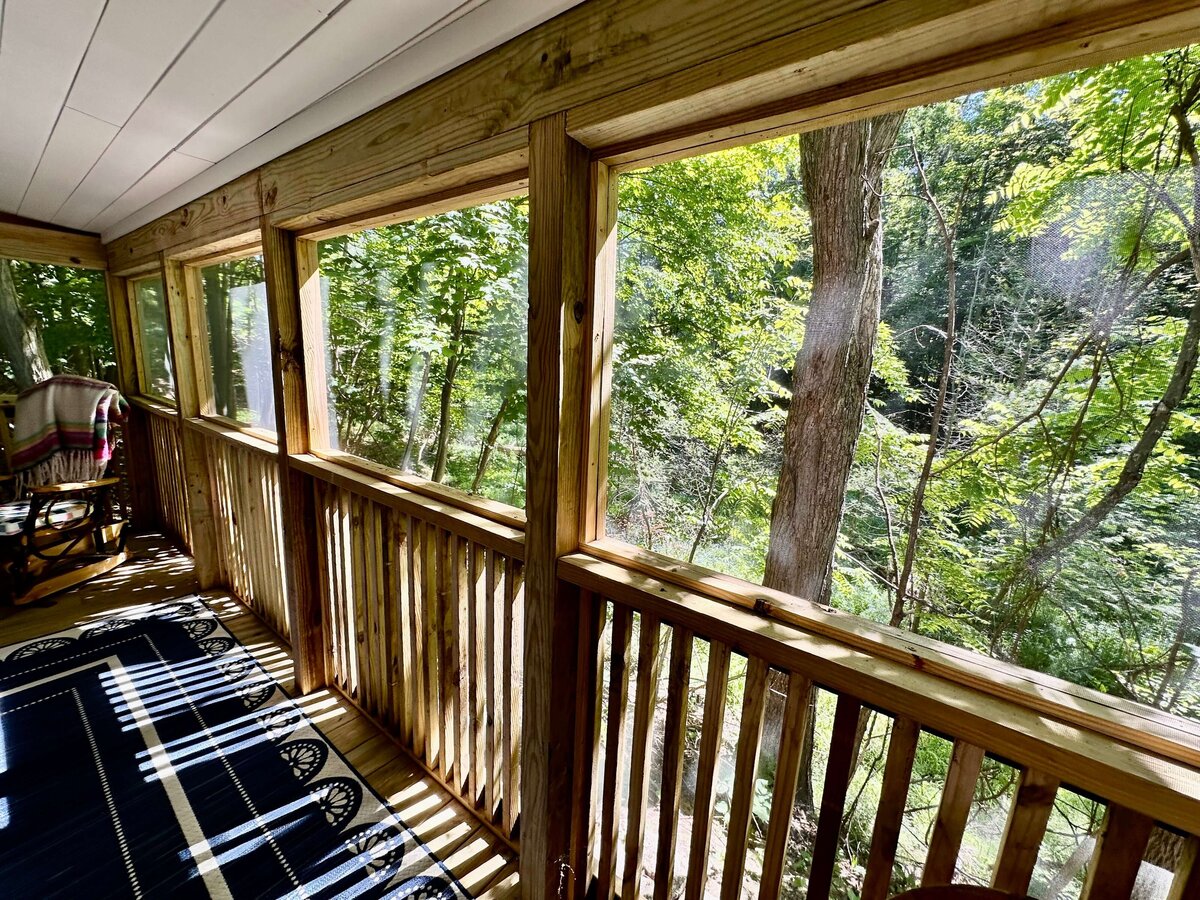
[27,477,120,495]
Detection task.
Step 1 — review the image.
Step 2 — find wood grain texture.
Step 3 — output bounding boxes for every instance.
[261,220,327,693]
[622,613,663,900]
[653,627,695,900]
[597,605,633,900]
[861,716,921,900]
[684,640,732,900]
[760,672,815,900]
[1080,804,1154,900]
[922,740,986,886]
[721,655,770,900]
[585,537,1200,769]
[807,694,863,900]
[520,112,592,900]
[560,553,1200,835]
[0,219,105,268]
[992,768,1060,894]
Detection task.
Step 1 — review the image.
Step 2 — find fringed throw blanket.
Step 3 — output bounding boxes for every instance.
[10,374,127,493]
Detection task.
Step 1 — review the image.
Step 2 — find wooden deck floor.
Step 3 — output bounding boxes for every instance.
[0,533,519,898]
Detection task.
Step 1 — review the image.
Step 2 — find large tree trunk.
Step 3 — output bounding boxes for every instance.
[431,306,466,483]
[471,385,515,493]
[763,113,905,605]
[0,259,51,390]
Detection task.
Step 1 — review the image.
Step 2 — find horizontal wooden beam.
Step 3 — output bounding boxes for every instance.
[105,0,1200,269]
[585,536,1200,769]
[559,552,1200,837]
[571,0,1200,167]
[0,220,105,269]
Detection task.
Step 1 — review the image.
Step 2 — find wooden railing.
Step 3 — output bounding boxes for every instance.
[296,456,526,845]
[135,408,1200,896]
[141,404,191,549]
[561,553,1200,900]
[199,424,291,640]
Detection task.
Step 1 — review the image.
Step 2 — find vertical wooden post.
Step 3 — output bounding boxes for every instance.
[104,271,158,529]
[261,220,327,694]
[521,112,592,900]
[162,254,222,584]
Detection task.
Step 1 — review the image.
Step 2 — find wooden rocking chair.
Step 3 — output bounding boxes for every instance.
[0,395,131,607]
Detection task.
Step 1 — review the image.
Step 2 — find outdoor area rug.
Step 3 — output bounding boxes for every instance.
[0,597,467,899]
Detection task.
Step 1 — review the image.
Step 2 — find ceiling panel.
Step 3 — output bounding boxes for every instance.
[180,0,466,164]
[88,151,212,232]
[57,0,330,229]
[66,0,222,128]
[0,0,106,211]
[18,107,118,222]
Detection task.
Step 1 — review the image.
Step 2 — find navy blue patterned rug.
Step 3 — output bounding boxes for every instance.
[0,598,467,899]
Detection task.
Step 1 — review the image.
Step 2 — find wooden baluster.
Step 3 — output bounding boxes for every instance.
[583,600,611,888]
[760,672,814,900]
[721,656,770,900]
[653,627,695,900]
[684,640,732,900]
[923,739,986,886]
[807,694,863,900]
[992,767,1059,894]
[453,533,470,794]
[390,512,409,740]
[437,528,455,784]
[470,542,486,809]
[570,592,607,895]
[861,716,921,900]
[351,496,368,700]
[502,556,520,837]
[407,515,427,755]
[622,614,663,900]
[1168,835,1200,900]
[485,548,500,822]
[424,519,441,770]
[597,606,633,900]
[1080,804,1154,900]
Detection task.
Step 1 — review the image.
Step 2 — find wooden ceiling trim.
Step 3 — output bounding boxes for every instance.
[106,0,1200,270]
[0,220,106,269]
[579,0,1200,168]
[255,0,875,227]
[106,172,261,275]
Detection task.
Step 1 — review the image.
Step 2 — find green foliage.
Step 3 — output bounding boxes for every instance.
[319,197,529,506]
[1,261,114,392]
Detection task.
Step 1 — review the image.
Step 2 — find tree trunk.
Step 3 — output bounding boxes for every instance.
[763,113,905,605]
[892,143,959,627]
[432,352,462,483]
[401,351,432,473]
[204,269,234,417]
[471,385,514,493]
[0,259,51,389]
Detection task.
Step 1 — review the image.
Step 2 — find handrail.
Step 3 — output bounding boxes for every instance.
[183,415,278,456]
[290,453,525,559]
[559,551,1200,836]
[585,535,1200,770]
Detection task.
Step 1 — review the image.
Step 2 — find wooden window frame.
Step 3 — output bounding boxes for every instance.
[572,37,1200,770]
[181,241,279,443]
[295,171,531,532]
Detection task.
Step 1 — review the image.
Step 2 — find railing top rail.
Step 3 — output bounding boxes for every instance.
[586,536,1200,771]
[183,415,278,457]
[292,453,525,559]
[560,551,1200,835]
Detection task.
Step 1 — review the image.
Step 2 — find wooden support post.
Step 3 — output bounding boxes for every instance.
[162,254,221,583]
[521,111,592,900]
[261,221,327,693]
[104,271,158,530]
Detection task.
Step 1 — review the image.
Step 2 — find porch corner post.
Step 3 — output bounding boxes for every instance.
[261,220,328,694]
[521,112,593,900]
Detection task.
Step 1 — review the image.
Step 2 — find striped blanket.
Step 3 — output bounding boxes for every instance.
[10,375,128,493]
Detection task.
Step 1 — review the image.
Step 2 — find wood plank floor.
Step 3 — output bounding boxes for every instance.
[0,533,519,898]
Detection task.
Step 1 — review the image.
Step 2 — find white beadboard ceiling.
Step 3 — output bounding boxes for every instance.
[0,0,583,241]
